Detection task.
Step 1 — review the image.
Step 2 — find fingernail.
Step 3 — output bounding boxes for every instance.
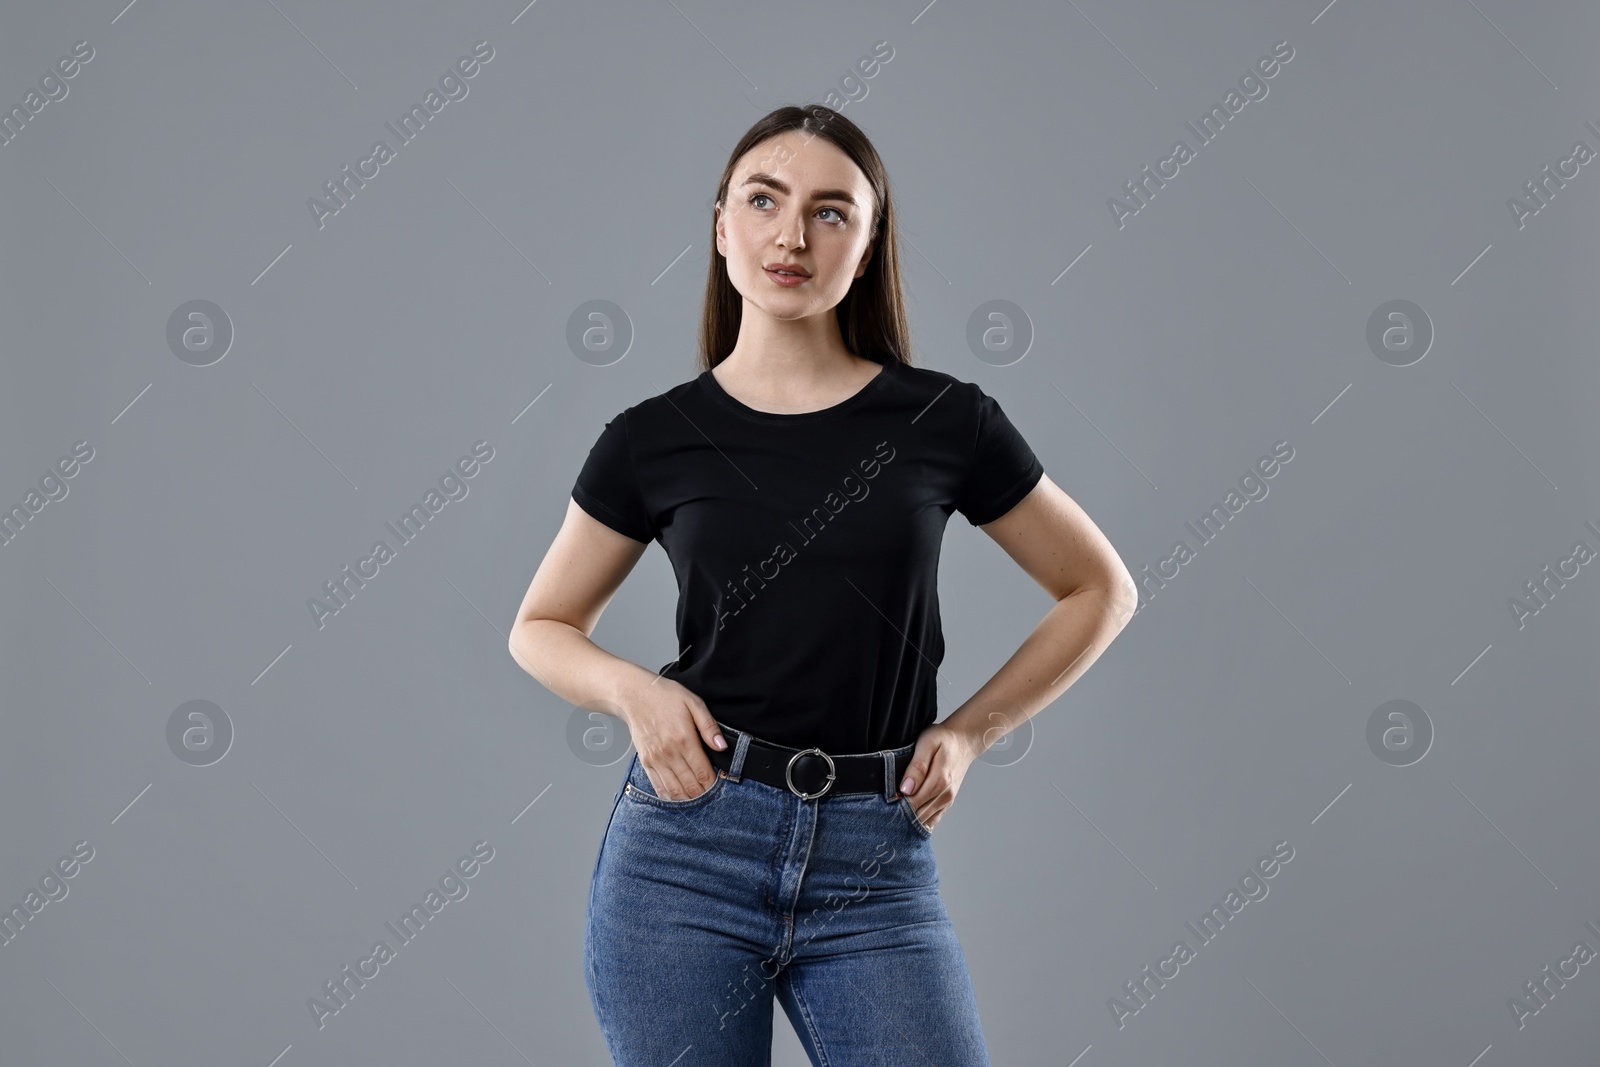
[713,735,727,750]
[900,777,914,794]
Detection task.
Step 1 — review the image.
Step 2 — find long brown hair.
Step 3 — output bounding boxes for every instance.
[698,105,912,373]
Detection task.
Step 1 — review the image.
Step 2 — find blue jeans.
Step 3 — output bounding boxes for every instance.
[584,730,991,1066]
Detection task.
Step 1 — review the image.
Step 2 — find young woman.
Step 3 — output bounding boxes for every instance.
[509,105,1137,1066]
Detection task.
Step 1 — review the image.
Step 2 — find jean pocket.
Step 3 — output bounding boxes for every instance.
[897,794,933,838]
[624,767,727,809]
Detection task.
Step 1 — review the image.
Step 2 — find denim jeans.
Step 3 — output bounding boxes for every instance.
[584,730,991,1066]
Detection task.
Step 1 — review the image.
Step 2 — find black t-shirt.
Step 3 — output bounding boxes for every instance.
[571,356,1044,755]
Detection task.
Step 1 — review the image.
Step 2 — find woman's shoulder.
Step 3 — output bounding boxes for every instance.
[879,359,996,417]
[593,371,704,426]
[888,359,972,391]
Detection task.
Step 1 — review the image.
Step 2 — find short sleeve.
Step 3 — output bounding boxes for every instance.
[572,412,654,543]
[953,386,1045,526]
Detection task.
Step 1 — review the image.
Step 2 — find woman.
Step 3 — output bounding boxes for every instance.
[509,105,1137,1066]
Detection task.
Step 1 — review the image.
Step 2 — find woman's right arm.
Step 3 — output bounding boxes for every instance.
[507,497,655,707]
[507,498,728,799]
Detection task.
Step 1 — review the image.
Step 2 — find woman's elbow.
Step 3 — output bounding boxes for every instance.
[1080,565,1138,624]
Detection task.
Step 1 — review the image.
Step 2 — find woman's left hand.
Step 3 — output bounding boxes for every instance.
[898,721,983,832]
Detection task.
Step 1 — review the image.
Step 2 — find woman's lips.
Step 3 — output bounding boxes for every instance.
[765,268,808,286]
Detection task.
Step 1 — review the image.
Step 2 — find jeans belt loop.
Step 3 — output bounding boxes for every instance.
[726,727,752,781]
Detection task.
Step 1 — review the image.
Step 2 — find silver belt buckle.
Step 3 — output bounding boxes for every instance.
[785,747,837,799]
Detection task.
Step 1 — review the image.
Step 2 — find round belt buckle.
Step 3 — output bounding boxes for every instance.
[785,747,837,799]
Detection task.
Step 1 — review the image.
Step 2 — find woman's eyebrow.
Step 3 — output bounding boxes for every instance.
[740,172,859,207]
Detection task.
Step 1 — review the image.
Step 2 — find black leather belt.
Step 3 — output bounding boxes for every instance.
[705,723,913,799]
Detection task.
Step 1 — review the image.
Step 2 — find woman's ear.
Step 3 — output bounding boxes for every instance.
[854,238,874,279]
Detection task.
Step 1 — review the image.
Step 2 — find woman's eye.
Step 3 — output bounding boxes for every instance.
[746,194,847,224]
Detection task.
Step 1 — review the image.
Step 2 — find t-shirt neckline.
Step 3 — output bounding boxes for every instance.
[699,358,895,424]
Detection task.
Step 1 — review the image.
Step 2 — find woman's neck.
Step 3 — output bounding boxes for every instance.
[711,349,881,414]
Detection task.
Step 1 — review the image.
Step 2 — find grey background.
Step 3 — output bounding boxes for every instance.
[2,1,1597,1064]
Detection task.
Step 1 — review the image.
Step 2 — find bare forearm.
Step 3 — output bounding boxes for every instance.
[942,585,1134,752]
[508,619,657,715]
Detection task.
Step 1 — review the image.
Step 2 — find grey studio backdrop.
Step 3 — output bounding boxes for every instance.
[2,1,1597,1065]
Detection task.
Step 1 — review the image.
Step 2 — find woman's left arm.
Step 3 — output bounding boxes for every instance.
[899,474,1139,829]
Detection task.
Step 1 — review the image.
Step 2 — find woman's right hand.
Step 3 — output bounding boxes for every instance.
[619,675,728,801]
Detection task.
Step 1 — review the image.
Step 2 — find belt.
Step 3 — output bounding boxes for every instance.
[704,723,914,799]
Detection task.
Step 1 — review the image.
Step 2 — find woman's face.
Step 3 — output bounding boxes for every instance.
[714,130,877,322]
